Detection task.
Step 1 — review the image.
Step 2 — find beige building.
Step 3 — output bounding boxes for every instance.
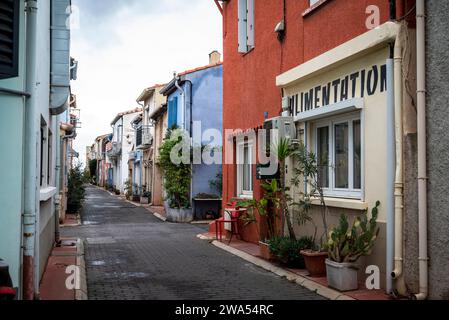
[277,22,415,292]
[137,84,167,206]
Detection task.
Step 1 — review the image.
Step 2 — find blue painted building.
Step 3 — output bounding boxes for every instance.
[160,52,223,210]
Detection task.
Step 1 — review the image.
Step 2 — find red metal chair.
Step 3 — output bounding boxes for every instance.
[0,287,16,300]
[215,201,247,244]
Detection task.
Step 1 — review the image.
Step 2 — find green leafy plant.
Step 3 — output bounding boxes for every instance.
[67,164,86,214]
[326,201,381,263]
[238,179,280,241]
[268,236,314,268]
[158,129,191,209]
[209,172,223,195]
[194,193,220,199]
[272,138,297,240]
[124,180,133,200]
[291,141,329,249]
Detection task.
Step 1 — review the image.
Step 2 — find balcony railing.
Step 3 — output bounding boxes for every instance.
[136,125,153,149]
[107,142,122,159]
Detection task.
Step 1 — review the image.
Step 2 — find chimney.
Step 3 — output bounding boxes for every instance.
[209,50,221,65]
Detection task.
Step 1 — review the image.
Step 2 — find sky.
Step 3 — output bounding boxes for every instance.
[70,0,223,166]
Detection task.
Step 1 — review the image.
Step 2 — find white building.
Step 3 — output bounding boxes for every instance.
[109,108,142,194]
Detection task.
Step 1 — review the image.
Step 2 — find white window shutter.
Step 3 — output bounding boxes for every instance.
[246,0,255,49]
[238,0,248,53]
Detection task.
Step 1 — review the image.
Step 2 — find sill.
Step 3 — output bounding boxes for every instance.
[310,196,367,211]
[302,0,333,18]
[236,194,253,200]
[241,47,255,57]
[40,186,57,202]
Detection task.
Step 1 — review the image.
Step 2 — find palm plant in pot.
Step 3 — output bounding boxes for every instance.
[291,142,329,277]
[325,201,380,291]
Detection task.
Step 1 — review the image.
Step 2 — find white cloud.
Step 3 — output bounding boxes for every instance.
[70,0,223,166]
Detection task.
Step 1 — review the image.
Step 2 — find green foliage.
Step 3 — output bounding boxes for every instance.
[268,236,314,268]
[67,164,86,214]
[158,129,191,209]
[291,141,329,249]
[124,180,133,200]
[209,172,223,195]
[326,201,381,263]
[271,137,297,240]
[194,193,220,199]
[88,159,97,180]
[238,179,280,240]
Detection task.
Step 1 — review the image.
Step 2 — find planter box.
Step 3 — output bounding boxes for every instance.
[325,259,358,291]
[300,250,328,277]
[259,241,276,261]
[164,202,193,223]
[140,197,149,204]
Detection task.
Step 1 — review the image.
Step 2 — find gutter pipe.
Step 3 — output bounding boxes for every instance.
[23,0,38,300]
[391,26,408,296]
[386,50,395,295]
[174,75,185,130]
[414,0,428,300]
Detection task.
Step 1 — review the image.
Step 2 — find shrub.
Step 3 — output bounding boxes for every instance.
[158,129,191,209]
[67,164,86,214]
[268,236,314,268]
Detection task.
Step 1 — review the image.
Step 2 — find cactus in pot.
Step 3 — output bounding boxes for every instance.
[325,201,380,291]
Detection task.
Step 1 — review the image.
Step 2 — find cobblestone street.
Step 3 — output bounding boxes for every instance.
[62,186,323,300]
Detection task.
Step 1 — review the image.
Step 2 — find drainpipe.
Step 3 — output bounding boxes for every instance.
[185,79,194,205]
[54,125,61,246]
[23,0,38,300]
[391,27,407,295]
[386,48,395,295]
[414,0,428,300]
[175,75,185,130]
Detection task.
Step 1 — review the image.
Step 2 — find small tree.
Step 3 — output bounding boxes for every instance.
[158,129,191,209]
[272,138,297,241]
[67,164,86,214]
[291,142,329,248]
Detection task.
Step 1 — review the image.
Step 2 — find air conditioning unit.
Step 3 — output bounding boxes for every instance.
[263,116,296,143]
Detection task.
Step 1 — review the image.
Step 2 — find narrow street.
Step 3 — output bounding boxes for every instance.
[62,186,323,300]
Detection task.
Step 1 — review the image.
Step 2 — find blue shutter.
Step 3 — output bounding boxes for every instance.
[168,97,178,128]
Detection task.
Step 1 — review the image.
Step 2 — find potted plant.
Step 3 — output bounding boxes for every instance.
[124,180,132,200]
[238,180,280,260]
[268,236,314,268]
[141,191,151,204]
[290,142,329,277]
[158,128,193,222]
[325,201,381,291]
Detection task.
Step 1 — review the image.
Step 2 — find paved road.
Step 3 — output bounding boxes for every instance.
[62,186,323,300]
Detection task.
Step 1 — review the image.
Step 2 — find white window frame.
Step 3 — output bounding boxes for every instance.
[313,112,363,199]
[236,138,254,198]
[309,0,320,6]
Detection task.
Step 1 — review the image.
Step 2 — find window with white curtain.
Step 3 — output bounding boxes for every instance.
[314,113,362,199]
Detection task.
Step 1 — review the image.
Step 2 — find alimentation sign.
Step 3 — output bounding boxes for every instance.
[290,63,388,116]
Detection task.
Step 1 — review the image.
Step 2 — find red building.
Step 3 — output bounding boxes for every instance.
[219,0,417,293]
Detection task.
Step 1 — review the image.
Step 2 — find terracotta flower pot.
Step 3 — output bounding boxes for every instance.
[300,250,328,277]
[259,241,276,261]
